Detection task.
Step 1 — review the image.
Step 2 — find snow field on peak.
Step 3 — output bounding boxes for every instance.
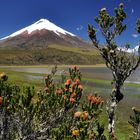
[1,18,75,40]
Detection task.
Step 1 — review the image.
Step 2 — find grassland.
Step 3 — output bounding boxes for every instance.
[0,44,103,65]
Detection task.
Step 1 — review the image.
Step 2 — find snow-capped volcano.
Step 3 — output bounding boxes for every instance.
[0,19,90,48]
[123,45,140,53]
[1,19,75,40]
[117,45,140,54]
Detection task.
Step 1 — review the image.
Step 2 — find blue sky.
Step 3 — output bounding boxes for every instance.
[0,0,140,47]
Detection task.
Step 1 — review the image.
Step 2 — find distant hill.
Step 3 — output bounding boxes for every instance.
[0,19,103,65]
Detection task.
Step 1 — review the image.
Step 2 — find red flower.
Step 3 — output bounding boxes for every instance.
[71,82,76,88]
[66,79,72,84]
[75,79,80,85]
[88,95,93,102]
[0,96,3,105]
[63,95,67,100]
[70,98,76,103]
[71,92,76,98]
[88,95,103,105]
[64,82,69,86]
[74,111,82,118]
[64,79,72,87]
[56,89,63,95]
[72,65,77,70]
[78,85,83,91]
[83,111,89,120]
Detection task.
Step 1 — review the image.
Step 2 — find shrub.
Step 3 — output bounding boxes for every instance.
[0,66,105,140]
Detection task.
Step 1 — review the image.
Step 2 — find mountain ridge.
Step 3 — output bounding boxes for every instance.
[0,18,91,49]
[0,19,76,40]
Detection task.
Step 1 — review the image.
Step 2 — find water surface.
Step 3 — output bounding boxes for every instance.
[9,66,140,83]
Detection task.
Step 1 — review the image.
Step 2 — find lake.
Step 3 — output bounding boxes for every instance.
[7,66,140,83]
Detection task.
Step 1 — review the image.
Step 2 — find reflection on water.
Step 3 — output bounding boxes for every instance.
[10,68,51,74]
[10,67,63,75]
[80,67,140,83]
[9,66,140,83]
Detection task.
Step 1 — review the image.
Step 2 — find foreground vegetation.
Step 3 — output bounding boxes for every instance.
[0,66,107,139]
[0,65,140,139]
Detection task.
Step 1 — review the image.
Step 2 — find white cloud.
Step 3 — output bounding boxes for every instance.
[132,34,139,38]
[131,8,134,14]
[76,25,83,31]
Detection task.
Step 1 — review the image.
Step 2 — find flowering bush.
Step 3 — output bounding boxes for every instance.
[0,66,105,139]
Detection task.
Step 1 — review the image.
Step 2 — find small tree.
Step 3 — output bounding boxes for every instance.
[88,3,140,137]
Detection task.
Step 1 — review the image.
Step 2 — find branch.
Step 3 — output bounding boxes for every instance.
[22,108,65,140]
[126,56,140,79]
